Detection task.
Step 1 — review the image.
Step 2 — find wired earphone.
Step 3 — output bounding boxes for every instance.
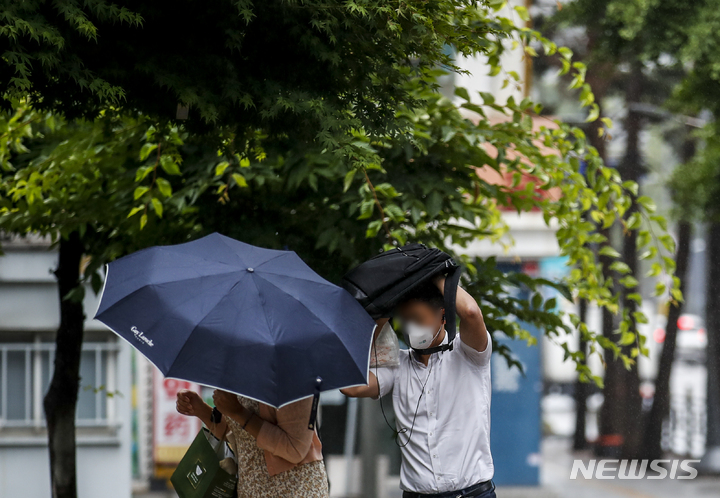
[374,313,445,448]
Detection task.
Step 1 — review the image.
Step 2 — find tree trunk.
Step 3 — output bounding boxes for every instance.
[582,54,611,454]
[620,65,644,459]
[573,297,589,450]
[639,220,691,460]
[639,136,695,460]
[360,397,380,498]
[44,231,85,498]
[702,222,720,472]
[598,61,644,459]
[597,226,623,458]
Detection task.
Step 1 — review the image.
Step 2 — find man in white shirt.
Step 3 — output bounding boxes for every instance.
[342,275,494,498]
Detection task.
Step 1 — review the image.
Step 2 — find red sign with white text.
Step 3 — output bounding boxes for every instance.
[152,369,202,464]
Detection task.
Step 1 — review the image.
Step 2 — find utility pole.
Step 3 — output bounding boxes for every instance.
[701,222,720,473]
[360,397,381,497]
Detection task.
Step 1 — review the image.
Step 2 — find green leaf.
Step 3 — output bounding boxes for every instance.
[127,206,143,218]
[558,47,573,60]
[531,292,542,309]
[609,261,631,274]
[622,180,638,196]
[343,170,356,192]
[134,186,149,200]
[366,220,382,238]
[586,104,600,122]
[655,282,666,296]
[139,143,158,161]
[637,196,656,213]
[426,191,443,218]
[135,165,153,182]
[160,155,181,175]
[660,234,676,252]
[454,87,470,102]
[619,331,635,346]
[599,245,620,258]
[626,212,642,230]
[232,173,248,188]
[215,161,230,177]
[156,177,172,198]
[151,198,163,218]
[619,275,639,288]
[514,5,530,21]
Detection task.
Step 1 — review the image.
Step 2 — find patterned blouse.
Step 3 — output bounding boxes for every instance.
[224,396,329,498]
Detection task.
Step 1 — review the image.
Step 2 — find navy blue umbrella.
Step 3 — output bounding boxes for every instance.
[95,233,375,417]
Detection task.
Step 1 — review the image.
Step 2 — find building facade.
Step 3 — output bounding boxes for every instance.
[0,234,132,498]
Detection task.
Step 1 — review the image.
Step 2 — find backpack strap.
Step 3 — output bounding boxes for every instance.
[412,264,462,355]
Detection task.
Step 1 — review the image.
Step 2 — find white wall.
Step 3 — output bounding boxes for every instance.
[0,341,132,498]
[0,242,132,498]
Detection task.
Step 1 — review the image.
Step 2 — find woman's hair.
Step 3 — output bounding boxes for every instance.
[397,281,444,309]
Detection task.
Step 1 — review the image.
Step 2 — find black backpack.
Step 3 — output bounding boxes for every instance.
[341,243,462,354]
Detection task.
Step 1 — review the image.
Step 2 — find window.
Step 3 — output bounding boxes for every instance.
[0,337,120,428]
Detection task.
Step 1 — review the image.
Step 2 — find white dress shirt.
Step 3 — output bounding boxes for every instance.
[374,329,493,493]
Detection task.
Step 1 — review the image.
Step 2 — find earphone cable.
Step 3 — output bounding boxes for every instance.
[374,336,434,448]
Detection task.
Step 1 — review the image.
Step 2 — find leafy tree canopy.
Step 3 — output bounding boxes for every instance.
[0,1,680,382]
[3,1,520,152]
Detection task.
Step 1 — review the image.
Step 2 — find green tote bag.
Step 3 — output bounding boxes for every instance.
[171,428,238,498]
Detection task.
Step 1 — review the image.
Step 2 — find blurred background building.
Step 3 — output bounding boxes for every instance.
[0,234,132,497]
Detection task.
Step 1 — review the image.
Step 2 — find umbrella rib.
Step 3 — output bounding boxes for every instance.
[165,273,280,394]
[253,251,292,270]
[96,270,245,320]
[214,235,252,265]
[165,277,254,376]
[155,245,243,269]
[255,266,331,287]
[257,275,366,379]
[214,234,290,267]
[103,248,241,292]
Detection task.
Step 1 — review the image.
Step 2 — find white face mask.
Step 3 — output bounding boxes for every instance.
[404,321,443,350]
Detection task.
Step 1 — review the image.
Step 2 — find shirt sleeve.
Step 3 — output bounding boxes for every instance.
[459,329,492,367]
[372,365,397,399]
[255,397,316,464]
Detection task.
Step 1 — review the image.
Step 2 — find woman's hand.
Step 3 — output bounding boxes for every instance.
[213,390,244,419]
[176,389,208,418]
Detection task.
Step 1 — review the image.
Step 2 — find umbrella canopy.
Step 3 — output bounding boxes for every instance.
[94,233,375,409]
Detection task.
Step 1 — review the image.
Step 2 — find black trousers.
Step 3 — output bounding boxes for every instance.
[402,480,496,498]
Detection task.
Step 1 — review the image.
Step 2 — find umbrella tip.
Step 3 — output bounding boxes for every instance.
[247,267,254,273]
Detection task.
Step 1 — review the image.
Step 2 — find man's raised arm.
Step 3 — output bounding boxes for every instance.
[434,275,489,353]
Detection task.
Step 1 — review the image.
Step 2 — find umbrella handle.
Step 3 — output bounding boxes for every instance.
[210,406,223,424]
[307,377,323,430]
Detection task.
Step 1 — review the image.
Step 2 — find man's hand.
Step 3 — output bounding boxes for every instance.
[432,273,446,290]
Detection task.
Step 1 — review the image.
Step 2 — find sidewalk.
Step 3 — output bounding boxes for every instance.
[133,437,720,498]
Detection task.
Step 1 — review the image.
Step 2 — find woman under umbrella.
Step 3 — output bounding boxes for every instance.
[176,389,329,498]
